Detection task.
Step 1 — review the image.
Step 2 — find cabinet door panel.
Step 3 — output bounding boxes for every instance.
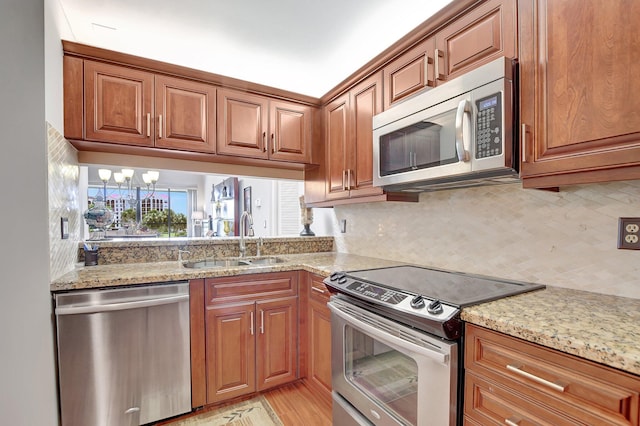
[270,100,311,163]
[155,76,215,153]
[205,302,255,403]
[383,38,435,109]
[436,0,515,82]
[325,94,350,200]
[256,297,298,391]
[84,61,154,146]
[350,72,384,198]
[217,89,268,159]
[309,300,331,394]
[520,0,640,186]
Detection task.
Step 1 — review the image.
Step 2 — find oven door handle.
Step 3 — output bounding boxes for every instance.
[330,303,449,364]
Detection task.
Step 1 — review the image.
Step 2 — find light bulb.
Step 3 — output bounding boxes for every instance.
[113,172,125,184]
[121,168,134,180]
[142,173,152,184]
[147,170,159,183]
[98,169,112,182]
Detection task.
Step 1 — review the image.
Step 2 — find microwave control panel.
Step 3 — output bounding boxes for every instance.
[475,93,502,159]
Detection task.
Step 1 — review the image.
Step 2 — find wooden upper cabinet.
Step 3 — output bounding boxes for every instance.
[155,75,216,153]
[84,60,154,147]
[269,100,312,163]
[349,73,384,198]
[325,93,350,200]
[435,0,516,83]
[217,88,312,163]
[83,60,217,153]
[325,72,384,200]
[382,0,516,109]
[217,89,269,159]
[383,37,436,109]
[519,0,640,188]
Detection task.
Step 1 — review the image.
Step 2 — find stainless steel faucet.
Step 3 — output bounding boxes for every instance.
[239,211,254,257]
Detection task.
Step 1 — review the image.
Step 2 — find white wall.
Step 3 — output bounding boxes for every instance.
[0,0,59,424]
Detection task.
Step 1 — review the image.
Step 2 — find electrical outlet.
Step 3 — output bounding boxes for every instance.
[618,217,640,249]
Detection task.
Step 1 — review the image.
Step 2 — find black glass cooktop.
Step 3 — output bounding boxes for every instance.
[344,265,545,308]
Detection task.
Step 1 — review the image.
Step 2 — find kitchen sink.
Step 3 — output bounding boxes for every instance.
[182,256,285,269]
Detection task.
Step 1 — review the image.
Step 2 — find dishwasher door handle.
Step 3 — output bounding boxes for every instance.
[55,294,189,315]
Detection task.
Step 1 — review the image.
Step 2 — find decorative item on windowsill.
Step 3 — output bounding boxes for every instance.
[83,169,115,241]
[299,195,315,236]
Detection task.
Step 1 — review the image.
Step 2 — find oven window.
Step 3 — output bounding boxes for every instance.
[345,325,418,425]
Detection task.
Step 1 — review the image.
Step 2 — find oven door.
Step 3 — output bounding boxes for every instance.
[329,297,458,426]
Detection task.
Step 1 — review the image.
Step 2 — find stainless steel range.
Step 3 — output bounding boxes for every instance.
[324,265,544,426]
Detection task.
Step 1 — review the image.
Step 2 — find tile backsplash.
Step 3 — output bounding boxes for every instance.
[47,123,80,281]
[331,181,640,299]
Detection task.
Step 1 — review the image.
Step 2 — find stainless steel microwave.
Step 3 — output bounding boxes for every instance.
[372,56,519,192]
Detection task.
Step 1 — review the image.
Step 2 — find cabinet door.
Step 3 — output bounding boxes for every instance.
[216,89,269,159]
[435,0,516,83]
[519,0,640,187]
[325,93,351,200]
[349,72,384,198]
[307,274,332,398]
[155,76,216,153]
[269,100,311,163]
[84,60,154,146]
[383,37,436,109]
[256,296,298,391]
[205,301,255,403]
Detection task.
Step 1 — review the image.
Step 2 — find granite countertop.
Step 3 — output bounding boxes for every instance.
[51,252,640,377]
[50,252,405,292]
[462,286,640,376]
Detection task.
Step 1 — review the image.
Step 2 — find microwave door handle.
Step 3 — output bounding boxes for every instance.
[455,99,471,162]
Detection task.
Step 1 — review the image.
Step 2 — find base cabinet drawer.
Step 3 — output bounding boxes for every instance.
[465,372,578,426]
[465,324,640,426]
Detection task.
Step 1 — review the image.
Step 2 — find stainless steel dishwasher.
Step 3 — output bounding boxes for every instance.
[54,281,191,426]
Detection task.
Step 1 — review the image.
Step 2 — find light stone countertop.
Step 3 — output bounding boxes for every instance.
[461,286,640,376]
[51,252,640,376]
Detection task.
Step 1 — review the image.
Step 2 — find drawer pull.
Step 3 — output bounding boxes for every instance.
[505,417,521,426]
[507,364,566,392]
[311,286,327,294]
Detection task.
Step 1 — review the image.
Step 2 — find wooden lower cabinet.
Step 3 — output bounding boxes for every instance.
[304,273,332,400]
[204,272,299,404]
[465,324,640,425]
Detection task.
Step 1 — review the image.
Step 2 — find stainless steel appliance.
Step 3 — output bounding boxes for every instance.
[54,282,191,426]
[372,57,518,192]
[325,265,544,426]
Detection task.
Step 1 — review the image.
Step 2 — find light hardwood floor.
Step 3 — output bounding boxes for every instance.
[158,380,332,425]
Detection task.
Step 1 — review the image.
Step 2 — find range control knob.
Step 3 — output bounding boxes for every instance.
[329,272,342,281]
[427,299,443,315]
[410,295,425,309]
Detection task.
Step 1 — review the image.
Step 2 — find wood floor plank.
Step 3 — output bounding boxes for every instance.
[264,380,332,426]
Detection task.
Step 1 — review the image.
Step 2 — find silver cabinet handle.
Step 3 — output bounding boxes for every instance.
[250,311,254,335]
[425,53,434,87]
[262,132,267,152]
[158,114,163,138]
[342,170,348,191]
[521,123,528,163]
[311,286,326,294]
[506,364,566,392]
[271,133,275,154]
[260,310,264,334]
[455,99,471,162]
[346,169,352,190]
[146,113,151,137]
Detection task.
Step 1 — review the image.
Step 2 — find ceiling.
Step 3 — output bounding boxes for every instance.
[58,0,452,98]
